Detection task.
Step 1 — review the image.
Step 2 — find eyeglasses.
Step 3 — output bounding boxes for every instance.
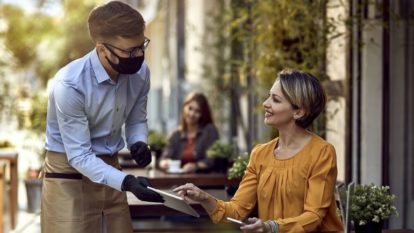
[103,37,150,58]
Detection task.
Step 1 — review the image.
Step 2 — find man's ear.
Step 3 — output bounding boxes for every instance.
[96,44,106,54]
[293,108,305,120]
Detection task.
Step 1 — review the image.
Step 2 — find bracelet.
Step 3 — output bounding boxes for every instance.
[263,221,271,233]
[270,220,279,233]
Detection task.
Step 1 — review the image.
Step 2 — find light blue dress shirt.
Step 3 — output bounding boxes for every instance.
[45,49,150,191]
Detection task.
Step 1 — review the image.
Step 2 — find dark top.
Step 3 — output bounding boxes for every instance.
[161,123,219,170]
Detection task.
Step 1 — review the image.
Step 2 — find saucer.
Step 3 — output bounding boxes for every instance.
[167,168,183,174]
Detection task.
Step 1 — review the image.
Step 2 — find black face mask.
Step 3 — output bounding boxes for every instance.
[105,50,145,74]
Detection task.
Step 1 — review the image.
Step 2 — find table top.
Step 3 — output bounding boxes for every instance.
[0,150,18,158]
[0,161,5,176]
[125,168,240,217]
[353,231,414,233]
[123,168,241,189]
[382,231,414,233]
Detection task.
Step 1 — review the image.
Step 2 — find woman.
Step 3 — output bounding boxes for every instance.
[159,92,219,173]
[174,69,343,232]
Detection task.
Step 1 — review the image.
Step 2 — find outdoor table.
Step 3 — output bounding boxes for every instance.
[353,231,414,233]
[124,168,241,218]
[128,188,242,232]
[128,189,228,218]
[122,168,241,189]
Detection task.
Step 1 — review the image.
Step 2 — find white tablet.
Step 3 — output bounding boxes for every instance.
[147,187,200,218]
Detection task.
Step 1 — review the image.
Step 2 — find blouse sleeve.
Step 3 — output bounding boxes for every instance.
[208,145,262,223]
[276,144,338,232]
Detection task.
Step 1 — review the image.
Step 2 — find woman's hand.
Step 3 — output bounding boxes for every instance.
[158,159,169,170]
[173,183,209,203]
[240,217,269,233]
[182,162,197,173]
[173,183,217,212]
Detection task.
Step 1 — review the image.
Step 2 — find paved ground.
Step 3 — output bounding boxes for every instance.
[4,180,41,233]
[10,211,40,233]
[0,122,43,233]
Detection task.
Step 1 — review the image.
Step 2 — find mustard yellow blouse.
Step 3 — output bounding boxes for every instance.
[209,133,343,232]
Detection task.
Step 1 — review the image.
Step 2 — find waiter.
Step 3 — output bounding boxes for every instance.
[41,1,163,233]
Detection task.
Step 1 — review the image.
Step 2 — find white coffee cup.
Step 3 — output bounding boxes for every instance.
[168,159,181,172]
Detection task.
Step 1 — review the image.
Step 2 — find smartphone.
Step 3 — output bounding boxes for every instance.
[226,217,246,225]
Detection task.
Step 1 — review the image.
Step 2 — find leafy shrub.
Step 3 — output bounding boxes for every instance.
[351,183,398,226]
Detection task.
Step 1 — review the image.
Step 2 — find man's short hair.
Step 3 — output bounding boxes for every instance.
[88,1,145,43]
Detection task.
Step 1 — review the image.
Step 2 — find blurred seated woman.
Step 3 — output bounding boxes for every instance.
[173,69,343,232]
[159,92,219,173]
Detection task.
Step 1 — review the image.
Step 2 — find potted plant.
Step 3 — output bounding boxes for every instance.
[24,147,44,213]
[226,152,250,196]
[228,152,249,180]
[23,93,47,213]
[148,130,167,159]
[207,141,234,173]
[351,183,398,233]
[0,140,14,149]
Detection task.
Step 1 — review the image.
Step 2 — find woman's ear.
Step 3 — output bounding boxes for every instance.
[293,108,305,120]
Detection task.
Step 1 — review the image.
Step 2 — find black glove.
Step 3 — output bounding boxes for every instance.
[122,175,164,203]
[130,141,151,167]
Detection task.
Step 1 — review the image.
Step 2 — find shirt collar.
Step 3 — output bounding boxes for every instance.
[90,49,112,84]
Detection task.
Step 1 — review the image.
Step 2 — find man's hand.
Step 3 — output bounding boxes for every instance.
[122,175,164,203]
[130,141,151,167]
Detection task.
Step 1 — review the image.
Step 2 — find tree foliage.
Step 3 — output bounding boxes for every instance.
[203,0,342,141]
[1,4,57,69]
[1,0,97,86]
[56,0,96,69]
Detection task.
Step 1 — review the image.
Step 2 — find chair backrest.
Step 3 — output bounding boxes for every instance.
[335,181,355,233]
[344,182,355,233]
[335,182,346,224]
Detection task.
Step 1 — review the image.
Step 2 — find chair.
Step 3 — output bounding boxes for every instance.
[335,181,355,233]
[335,182,346,223]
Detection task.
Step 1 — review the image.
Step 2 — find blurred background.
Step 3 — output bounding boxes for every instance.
[0,0,413,232]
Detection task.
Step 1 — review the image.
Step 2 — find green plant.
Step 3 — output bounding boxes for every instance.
[202,0,341,145]
[0,140,14,148]
[148,130,167,152]
[351,183,398,226]
[228,153,250,179]
[207,141,234,159]
[29,93,48,136]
